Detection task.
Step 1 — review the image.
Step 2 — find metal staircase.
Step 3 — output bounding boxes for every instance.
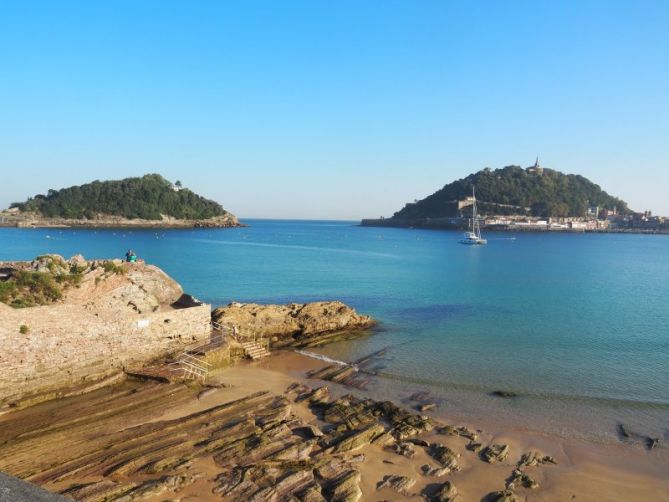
[169,330,227,381]
[172,321,272,380]
[169,349,212,382]
[214,320,271,360]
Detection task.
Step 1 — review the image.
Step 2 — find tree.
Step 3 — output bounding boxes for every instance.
[12,174,226,220]
[392,165,630,219]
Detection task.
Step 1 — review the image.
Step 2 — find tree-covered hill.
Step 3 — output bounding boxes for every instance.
[10,174,228,220]
[392,165,631,219]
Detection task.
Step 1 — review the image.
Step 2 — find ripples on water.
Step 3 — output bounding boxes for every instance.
[1,220,668,441]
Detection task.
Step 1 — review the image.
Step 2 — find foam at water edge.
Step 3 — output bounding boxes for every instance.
[294,349,358,370]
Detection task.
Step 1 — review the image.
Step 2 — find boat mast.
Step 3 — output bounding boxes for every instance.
[472,186,479,237]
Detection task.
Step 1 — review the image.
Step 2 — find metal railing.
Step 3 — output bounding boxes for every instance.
[182,333,226,354]
[169,357,210,382]
[211,320,269,350]
[171,326,223,381]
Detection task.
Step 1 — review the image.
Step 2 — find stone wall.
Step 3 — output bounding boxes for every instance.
[0,302,211,409]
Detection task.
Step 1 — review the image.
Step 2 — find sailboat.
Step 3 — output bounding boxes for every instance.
[459,187,487,245]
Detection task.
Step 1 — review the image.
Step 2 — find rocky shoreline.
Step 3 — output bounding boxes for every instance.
[212,301,376,349]
[0,211,243,228]
[0,352,666,501]
[0,358,550,502]
[0,255,376,412]
[360,218,669,235]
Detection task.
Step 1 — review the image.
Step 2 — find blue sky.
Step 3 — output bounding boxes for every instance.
[1,1,668,219]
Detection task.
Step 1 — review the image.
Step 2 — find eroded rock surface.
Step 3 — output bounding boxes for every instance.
[420,463,451,477]
[0,256,210,411]
[376,474,416,494]
[432,480,458,502]
[0,363,567,502]
[506,469,539,490]
[211,301,375,347]
[0,382,377,502]
[482,443,510,463]
[428,443,461,471]
[486,489,520,502]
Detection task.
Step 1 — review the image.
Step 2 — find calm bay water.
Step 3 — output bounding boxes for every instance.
[1,220,668,441]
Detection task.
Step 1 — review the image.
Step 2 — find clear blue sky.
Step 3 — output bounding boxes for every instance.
[1,1,668,219]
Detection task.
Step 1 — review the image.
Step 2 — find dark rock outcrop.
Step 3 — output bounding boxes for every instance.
[427,443,460,471]
[432,480,458,502]
[376,474,416,494]
[490,390,518,399]
[484,489,520,502]
[481,443,510,463]
[506,469,539,490]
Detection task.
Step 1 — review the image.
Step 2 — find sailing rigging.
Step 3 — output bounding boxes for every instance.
[459,187,487,245]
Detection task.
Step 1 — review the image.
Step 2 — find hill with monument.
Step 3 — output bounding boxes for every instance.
[362,160,634,231]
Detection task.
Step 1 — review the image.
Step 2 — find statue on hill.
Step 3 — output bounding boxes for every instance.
[529,157,544,175]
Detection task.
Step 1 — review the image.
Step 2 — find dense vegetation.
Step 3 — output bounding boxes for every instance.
[393,166,631,219]
[10,174,226,220]
[0,268,81,308]
[0,256,125,308]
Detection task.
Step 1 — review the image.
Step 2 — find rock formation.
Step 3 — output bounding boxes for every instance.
[0,255,211,410]
[0,383,378,502]
[211,301,375,347]
[481,443,510,463]
[0,254,184,312]
[0,355,567,502]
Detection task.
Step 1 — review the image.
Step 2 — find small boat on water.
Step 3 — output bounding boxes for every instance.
[459,187,487,245]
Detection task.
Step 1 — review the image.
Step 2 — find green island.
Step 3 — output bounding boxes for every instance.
[362,162,667,232]
[1,174,240,228]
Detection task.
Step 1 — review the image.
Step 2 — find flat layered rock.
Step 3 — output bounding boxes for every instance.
[428,443,460,471]
[327,423,386,453]
[420,463,451,477]
[1,374,559,502]
[376,474,416,494]
[211,301,375,348]
[325,469,362,502]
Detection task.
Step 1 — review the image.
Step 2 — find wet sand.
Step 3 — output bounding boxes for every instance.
[0,350,667,501]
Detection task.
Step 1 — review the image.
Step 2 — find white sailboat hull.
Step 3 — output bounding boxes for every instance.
[459,231,487,245]
[459,237,487,245]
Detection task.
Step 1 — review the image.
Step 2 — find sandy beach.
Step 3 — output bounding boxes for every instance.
[213,352,669,501]
[1,350,666,502]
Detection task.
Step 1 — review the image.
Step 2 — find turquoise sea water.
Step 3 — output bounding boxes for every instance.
[1,220,668,442]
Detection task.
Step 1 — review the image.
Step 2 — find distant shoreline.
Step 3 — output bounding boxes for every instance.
[359,219,669,235]
[0,214,245,229]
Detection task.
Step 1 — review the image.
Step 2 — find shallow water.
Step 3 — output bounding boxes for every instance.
[1,220,668,442]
